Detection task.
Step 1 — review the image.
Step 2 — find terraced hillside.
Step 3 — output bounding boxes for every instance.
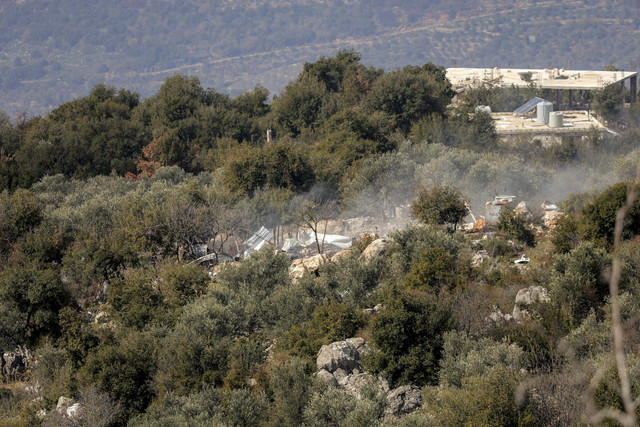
[0,0,638,116]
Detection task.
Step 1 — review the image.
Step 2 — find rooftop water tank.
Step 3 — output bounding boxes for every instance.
[475,105,492,114]
[549,111,564,128]
[537,101,553,124]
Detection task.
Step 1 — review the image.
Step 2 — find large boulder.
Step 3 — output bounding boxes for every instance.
[289,253,329,281]
[472,250,490,267]
[315,369,339,387]
[315,338,422,419]
[66,403,82,419]
[363,303,384,315]
[331,249,351,263]
[544,210,564,230]
[514,201,533,222]
[384,385,422,418]
[56,396,74,415]
[339,370,390,399]
[361,238,388,261]
[513,286,550,321]
[316,337,370,374]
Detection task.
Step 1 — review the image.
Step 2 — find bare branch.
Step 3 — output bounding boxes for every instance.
[590,407,628,425]
[607,180,639,427]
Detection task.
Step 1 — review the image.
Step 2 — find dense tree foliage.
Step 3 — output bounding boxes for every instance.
[367,290,454,387]
[410,185,467,232]
[579,181,640,248]
[2,52,640,426]
[497,207,536,247]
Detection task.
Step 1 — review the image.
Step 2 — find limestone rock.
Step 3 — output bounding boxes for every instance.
[363,304,384,315]
[362,238,388,261]
[543,210,564,230]
[317,339,365,373]
[514,201,533,222]
[94,311,107,323]
[472,250,490,267]
[515,286,550,305]
[385,385,422,418]
[513,286,550,321]
[289,253,329,281]
[488,306,513,323]
[56,396,74,415]
[288,258,306,280]
[340,371,390,399]
[314,337,393,403]
[347,337,372,359]
[316,369,339,387]
[333,368,349,383]
[331,249,351,263]
[66,403,82,419]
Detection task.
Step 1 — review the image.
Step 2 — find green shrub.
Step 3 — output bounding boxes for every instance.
[410,185,467,231]
[280,301,366,362]
[423,366,535,427]
[159,261,209,307]
[266,357,313,426]
[388,224,462,277]
[80,332,157,422]
[366,290,454,387]
[579,181,640,248]
[439,331,524,387]
[403,246,456,293]
[551,213,580,254]
[551,242,610,327]
[155,296,235,396]
[497,208,536,247]
[108,267,165,330]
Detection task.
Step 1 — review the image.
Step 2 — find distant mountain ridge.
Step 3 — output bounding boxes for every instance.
[0,0,638,117]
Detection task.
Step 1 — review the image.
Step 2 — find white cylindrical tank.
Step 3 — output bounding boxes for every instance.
[537,101,553,124]
[549,111,564,128]
[475,105,492,114]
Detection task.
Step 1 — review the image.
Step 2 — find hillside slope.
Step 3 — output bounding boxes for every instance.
[0,0,639,116]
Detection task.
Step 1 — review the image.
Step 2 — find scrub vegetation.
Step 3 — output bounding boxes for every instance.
[1,51,640,426]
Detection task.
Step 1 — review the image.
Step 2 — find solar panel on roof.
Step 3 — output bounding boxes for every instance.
[514,97,546,114]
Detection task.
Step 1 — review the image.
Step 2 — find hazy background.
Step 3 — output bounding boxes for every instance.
[1,0,639,117]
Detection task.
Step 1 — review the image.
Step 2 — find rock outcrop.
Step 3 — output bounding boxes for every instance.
[543,211,564,230]
[514,201,533,222]
[472,250,490,267]
[317,337,370,373]
[315,338,388,398]
[289,253,329,281]
[488,306,513,323]
[315,338,422,419]
[361,238,388,261]
[330,249,351,263]
[363,304,384,315]
[56,396,74,415]
[384,385,423,418]
[512,286,550,321]
[55,396,83,420]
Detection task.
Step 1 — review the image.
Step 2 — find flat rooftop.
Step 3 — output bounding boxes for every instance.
[492,110,604,135]
[447,67,638,91]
